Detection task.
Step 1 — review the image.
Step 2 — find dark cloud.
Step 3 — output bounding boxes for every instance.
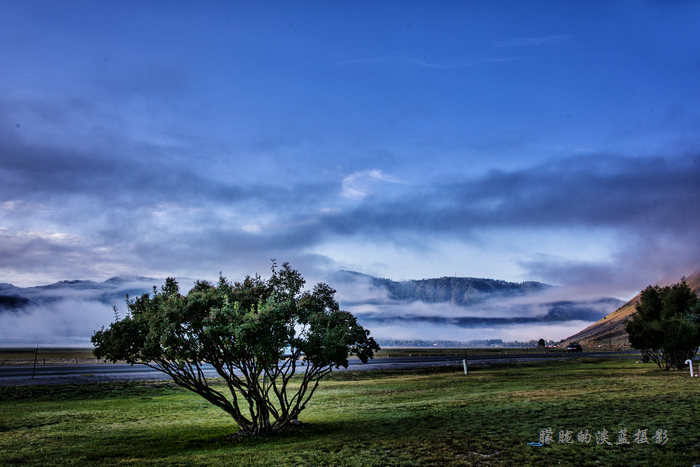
[316,154,699,293]
[2,93,699,296]
[321,154,700,236]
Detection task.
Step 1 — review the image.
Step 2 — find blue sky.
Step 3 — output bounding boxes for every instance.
[2,0,700,304]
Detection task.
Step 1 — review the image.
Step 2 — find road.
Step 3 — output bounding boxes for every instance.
[0,351,637,386]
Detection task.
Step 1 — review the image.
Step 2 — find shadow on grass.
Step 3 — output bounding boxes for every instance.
[0,380,180,402]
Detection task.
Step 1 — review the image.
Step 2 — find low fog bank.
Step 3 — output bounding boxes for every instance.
[0,272,624,347]
[0,276,183,347]
[0,300,114,347]
[0,276,163,307]
[363,321,594,343]
[332,273,623,343]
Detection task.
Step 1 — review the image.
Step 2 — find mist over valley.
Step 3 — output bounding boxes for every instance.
[0,272,623,346]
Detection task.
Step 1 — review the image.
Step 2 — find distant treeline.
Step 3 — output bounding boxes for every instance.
[376,339,559,348]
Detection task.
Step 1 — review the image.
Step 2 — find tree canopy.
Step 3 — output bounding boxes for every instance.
[625,282,700,371]
[92,262,380,436]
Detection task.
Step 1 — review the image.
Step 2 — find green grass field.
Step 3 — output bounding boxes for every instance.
[1,358,698,466]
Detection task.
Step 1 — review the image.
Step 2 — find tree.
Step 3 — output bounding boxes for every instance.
[537,338,546,347]
[625,282,700,371]
[91,262,380,436]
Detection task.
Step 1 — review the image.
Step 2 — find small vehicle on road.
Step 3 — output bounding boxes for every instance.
[567,343,583,353]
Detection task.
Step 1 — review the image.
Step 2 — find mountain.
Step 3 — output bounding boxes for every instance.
[561,269,700,349]
[333,270,549,304]
[0,271,625,346]
[0,276,159,313]
[331,271,623,327]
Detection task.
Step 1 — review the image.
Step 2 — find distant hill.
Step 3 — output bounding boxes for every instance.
[0,276,159,313]
[334,270,550,305]
[331,271,623,326]
[1,271,626,335]
[561,269,700,349]
[1,271,626,346]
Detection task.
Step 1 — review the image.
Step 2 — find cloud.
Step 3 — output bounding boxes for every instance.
[333,56,462,69]
[329,155,700,293]
[317,154,700,245]
[2,97,699,298]
[363,320,591,342]
[0,269,618,346]
[495,35,571,48]
[333,55,526,70]
[0,298,126,347]
[0,276,192,346]
[329,272,620,344]
[340,169,405,199]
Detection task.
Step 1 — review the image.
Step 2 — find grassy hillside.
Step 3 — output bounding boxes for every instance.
[562,269,700,349]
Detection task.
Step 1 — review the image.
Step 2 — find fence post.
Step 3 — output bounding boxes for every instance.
[462,359,468,375]
[32,345,38,379]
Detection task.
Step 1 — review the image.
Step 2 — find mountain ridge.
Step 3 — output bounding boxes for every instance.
[561,268,700,348]
[331,270,622,327]
[333,270,551,305]
[0,276,161,312]
[1,272,624,339]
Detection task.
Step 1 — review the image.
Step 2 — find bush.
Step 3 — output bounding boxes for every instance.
[625,282,700,370]
[92,262,380,435]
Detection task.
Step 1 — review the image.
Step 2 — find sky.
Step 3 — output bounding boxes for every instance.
[2,0,700,312]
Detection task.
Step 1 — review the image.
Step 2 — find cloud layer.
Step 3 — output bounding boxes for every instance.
[3,117,697,297]
[1,2,700,344]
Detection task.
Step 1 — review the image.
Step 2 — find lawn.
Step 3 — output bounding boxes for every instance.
[0,358,698,466]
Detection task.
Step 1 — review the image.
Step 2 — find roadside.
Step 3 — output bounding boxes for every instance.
[0,352,638,387]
